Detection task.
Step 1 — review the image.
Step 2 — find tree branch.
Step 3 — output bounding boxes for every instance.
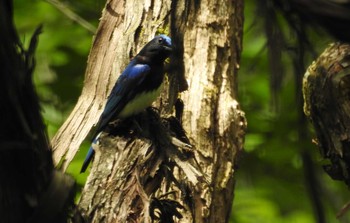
[303,42,350,186]
[45,0,96,34]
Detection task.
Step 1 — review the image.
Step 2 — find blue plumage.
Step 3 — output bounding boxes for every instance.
[80,35,172,173]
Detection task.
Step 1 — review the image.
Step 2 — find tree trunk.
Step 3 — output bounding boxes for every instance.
[303,43,350,186]
[172,0,245,222]
[52,0,245,222]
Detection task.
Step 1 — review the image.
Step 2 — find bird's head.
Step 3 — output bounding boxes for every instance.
[137,35,172,64]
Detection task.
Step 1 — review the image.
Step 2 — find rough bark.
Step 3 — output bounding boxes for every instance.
[0,0,75,222]
[56,0,246,222]
[172,1,245,221]
[303,42,350,186]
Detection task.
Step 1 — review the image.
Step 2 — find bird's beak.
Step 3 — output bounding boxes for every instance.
[164,45,172,52]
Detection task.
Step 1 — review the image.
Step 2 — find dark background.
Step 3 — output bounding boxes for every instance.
[13,0,350,222]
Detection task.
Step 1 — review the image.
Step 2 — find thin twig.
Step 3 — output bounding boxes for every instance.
[337,201,350,219]
[45,0,96,34]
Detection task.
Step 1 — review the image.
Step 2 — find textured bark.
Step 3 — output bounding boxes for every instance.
[171,0,245,222]
[303,43,350,186]
[58,0,246,222]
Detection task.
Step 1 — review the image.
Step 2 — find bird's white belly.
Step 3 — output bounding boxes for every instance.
[118,85,162,118]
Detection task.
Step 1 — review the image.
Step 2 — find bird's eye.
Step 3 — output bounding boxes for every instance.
[158,37,163,44]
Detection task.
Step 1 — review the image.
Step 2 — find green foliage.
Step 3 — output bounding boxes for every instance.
[14,0,350,222]
[232,1,350,222]
[13,0,102,184]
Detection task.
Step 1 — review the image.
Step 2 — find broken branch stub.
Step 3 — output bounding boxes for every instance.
[303,42,350,185]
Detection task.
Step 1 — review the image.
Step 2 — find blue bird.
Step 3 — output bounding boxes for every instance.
[80,35,172,173]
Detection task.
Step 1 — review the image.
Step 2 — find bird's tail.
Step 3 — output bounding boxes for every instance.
[80,147,95,173]
[80,136,100,173]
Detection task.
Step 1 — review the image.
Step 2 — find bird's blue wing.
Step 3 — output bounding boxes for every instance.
[94,62,151,134]
[81,63,151,173]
